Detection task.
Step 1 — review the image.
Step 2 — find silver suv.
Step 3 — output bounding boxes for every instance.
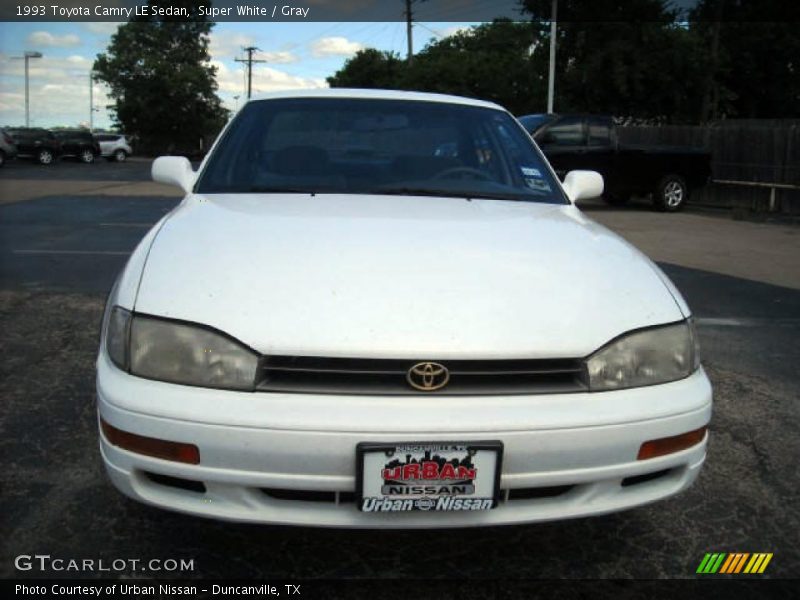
[94,133,133,162]
[0,128,19,167]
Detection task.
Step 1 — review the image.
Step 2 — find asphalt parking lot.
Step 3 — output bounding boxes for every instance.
[1,159,799,584]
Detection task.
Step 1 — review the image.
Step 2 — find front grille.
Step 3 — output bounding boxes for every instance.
[257,356,586,395]
[621,469,673,487]
[262,488,356,504]
[144,472,206,493]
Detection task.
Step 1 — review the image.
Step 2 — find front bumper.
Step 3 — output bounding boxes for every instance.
[97,354,712,528]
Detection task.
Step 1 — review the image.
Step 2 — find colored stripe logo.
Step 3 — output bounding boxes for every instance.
[697,553,773,574]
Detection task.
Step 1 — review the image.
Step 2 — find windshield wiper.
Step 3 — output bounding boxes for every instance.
[368,187,528,202]
[246,186,321,195]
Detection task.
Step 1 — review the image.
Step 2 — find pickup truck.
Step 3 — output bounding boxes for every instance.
[518,114,711,211]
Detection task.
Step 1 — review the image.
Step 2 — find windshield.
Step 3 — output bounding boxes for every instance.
[196,98,565,204]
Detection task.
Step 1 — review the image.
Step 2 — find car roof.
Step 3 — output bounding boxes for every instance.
[248,88,506,111]
[520,113,612,120]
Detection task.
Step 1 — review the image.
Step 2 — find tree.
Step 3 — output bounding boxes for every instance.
[690,0,800,120]
[328,20,547,116]
[326,49,406,89]
[522,0,712,122]
[403,20,547,115]
[93,0,227,154]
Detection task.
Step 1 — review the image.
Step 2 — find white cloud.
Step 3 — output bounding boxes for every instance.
[310,36,364,58]
[210,32,298,65]
[26,31,82,48]
[209,31,257,59]
[83,22,123,35]
[438,25,474,38]
[251,66,327,92]
[260,51,299,64]
[66,55,91,65]
[212,60,326,97]
[0,54,113,128]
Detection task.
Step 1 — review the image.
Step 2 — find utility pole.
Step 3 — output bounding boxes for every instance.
[235,46,266,99]
[547,0,557,114]
[405,0,414,63]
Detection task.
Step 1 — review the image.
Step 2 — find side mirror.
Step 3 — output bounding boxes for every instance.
[537,132,555,145]
[562,170,604,203]
[152,156,196,193]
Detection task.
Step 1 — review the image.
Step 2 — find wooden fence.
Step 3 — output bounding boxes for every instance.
[618,120,800,215]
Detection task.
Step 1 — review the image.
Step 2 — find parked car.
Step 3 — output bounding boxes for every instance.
[94,133,133,162]
[97,89,711,527]
[0,128,18,167]
[52,129,100,163]
[5,127,61,165]
[518,114,711,211]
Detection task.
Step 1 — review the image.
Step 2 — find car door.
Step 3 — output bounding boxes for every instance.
[534,116,587,179]
[583,117,617,191]
[96,135,112,154]
[58,132,77,155]
[11,130,33,155]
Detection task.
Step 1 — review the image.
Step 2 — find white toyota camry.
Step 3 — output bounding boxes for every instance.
[97,89,712,527]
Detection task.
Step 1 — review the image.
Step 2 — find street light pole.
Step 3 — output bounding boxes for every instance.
[12,51,43,126]
[89,71,94,131]
[547,0,557,114]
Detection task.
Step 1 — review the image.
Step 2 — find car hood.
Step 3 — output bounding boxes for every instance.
[134,194,686,359]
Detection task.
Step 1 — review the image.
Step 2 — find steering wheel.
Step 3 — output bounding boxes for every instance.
[432,166,494,181]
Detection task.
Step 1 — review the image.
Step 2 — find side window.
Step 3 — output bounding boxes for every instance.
[542,117,585,146]
[587,118,611,146]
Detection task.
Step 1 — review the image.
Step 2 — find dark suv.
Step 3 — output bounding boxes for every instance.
[52,129,101,163]
[6,128,61,165]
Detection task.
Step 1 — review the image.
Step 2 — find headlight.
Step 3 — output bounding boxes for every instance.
[585,320,699,391]
[106,306,131,370]
[104,308,259,391]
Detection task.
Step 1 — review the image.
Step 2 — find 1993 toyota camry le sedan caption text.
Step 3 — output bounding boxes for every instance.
[96,89,712,527]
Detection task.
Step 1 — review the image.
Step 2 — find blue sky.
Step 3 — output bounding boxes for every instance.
[0,20,476,129]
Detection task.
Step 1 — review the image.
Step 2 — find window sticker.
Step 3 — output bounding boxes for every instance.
[524,177,552,192]
[521,166,541,177]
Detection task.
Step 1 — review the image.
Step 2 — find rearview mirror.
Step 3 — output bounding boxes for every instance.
[152,156,196,193]
[562,170,604,203]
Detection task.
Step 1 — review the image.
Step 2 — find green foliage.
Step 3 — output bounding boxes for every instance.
[328,20,548,115]
[523,0,710,122]
[690,0,800,119]
[524,0,798,121]
[93,0,228,154]
[404,21,547,115]
[326,49,406,89]
[329,1,798,123]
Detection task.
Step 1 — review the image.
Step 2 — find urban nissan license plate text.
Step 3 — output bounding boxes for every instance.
[357,442,503,513]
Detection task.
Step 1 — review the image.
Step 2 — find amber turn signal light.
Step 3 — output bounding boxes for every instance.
[101,418,200,464]
[637,426,707,460]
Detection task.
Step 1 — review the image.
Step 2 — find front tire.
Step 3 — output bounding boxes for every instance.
[113,149,127,162]
[37,149,54,165]
[79,148,95,164]
[0,150,5,168]
[654,174,688,212]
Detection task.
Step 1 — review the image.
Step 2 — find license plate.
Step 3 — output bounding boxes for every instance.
[356,441,503,513]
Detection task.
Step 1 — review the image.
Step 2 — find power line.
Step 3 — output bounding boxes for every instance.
[234,46,267,99]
